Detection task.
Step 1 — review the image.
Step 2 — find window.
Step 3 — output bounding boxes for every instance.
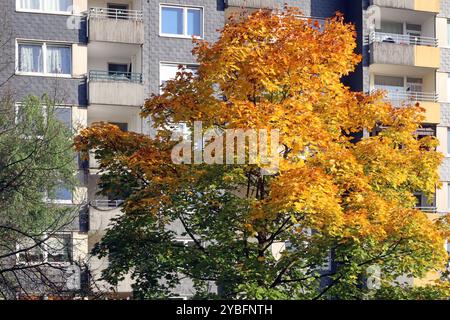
[16,234,72,264]
[16,238,44,264]
[17,41,72,76]
[447,74,450,102]
[15,104,72,130]
[17,0,72,13]
[18,44,43,73]
[108,63,130,80]
[160,62,198,87]
[448,20,450,45]
[46,45,71,74]
[374,75,404,92]
[46,234,72,263]
[109,122,128,131]
[378,21,403,34]
[447,128,450,154]
[406,78,423,93]
[447,183,450,209]
[107,3,129,19]
[54,107,72,129]
[160,5,203,38]
[54,185,73,203]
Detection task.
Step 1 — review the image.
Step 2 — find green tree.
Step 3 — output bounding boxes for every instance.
[0,94,80,299]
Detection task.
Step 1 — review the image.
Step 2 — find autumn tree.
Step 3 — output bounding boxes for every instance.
[76,7,450,299]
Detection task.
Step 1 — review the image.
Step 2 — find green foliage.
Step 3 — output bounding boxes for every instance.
[0,94,77,233]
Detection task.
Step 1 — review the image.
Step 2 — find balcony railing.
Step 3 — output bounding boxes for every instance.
[416,206,437,213]
[88,7,143,21]
[89,70,142,83]
[91,200,124,208]
[369,32,438,47]
[371,89,438,103]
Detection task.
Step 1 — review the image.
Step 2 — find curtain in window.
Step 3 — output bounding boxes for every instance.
[44,0,72,12]
[18,0,40,10]
[47,46,71,74]
[19,44,43,73]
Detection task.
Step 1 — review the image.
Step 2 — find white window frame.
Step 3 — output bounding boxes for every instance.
[15,103,72,129]
[447,127,450,157]
[45,185,74,204]
[159,4,204,39]
[15,0,73,15]
[16,233,72,266]
[16,39,73,78]
[159,61,199,87]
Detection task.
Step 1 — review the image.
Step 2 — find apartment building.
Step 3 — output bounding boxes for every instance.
[1,0,449,298]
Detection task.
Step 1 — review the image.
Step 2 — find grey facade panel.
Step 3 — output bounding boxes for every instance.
[143,0,226,96]
[4,76,87,106]
[441,48,450,73]
[4,0,87,43]
[441,0,450,17]
[441,157,450,181]
[440,103,450,126]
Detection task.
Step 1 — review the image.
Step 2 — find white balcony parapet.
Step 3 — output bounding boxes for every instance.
[88,70,144,106]
[88,7,143,21]
[371,89,438,103]
[369,32,438,47]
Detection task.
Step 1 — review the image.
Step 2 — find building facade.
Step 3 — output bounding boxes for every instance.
[0,0,449,298]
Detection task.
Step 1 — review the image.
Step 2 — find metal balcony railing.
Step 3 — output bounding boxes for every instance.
[416,206,437,213]
[91,200,124,208]
[89,70,142,83]
[371,89,438,103]
[369,32,438,47]
[88,7,143,21]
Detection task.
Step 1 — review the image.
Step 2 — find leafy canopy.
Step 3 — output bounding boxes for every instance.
[76,8,449,299]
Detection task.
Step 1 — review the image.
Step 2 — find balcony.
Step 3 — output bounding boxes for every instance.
[379,90,438,102]
[369,32,440,68]
[88,7,144,44]
[88,70,144,106]
[371,0,440,13]
[373,89,440,123]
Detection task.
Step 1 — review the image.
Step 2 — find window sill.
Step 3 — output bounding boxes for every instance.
[159,33,203,40]
[16,72,73,79]
[16,9,73,16]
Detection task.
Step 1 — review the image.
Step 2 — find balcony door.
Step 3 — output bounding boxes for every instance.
[107,3,129,19]
[406,78,423,93]
[406,24,422,46]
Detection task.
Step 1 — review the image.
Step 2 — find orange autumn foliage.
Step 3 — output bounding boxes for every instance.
[76,7,449,283]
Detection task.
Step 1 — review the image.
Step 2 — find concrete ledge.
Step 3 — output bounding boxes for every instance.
[89,17,144,44]
[89,81,144,106]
